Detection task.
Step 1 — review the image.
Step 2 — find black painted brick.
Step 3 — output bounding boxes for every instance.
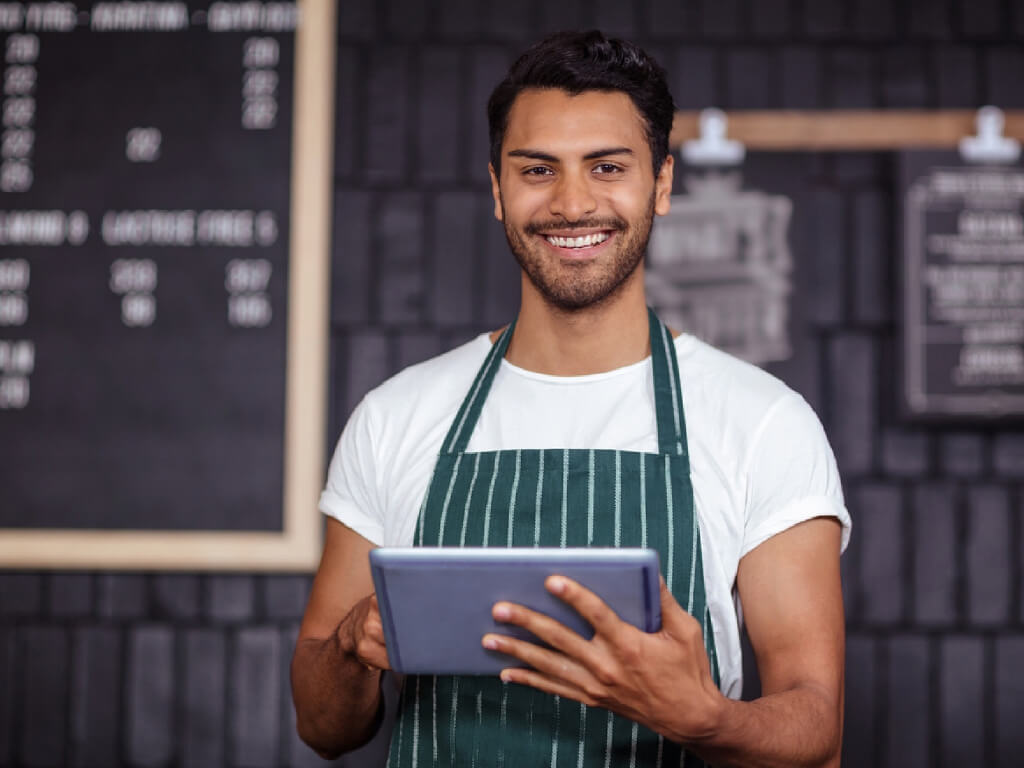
[182,629,225,768]
[431,191,480,327]
[934,46,979,107]
[842,633,876,767]
[852,0,895,40]
[670,47,718,110]
[263,575,311,621]
[885,635,931,768]
[467,46,509,184]
[939,433,987,477]
[334,46,360,179]
[346,331,391,416]
[940,636,986,765]
[537,0,583,35]
[994,433,1024,477]
[961,0,1003,38]
[1016,2,1024,39]
[438,0,481,39]
[986,47,1024,108]
[486,0,532,41]
[644,0,690,39]
[828,334,877,476]
[857,484,904,623]
[0,573,41,616]
[834,153,884,183]
[806,188,845,327]
[593,0,636,38]
[48,573,92,618]
[152,574,200,620]
[480,198,521,328]
[724,48,775,109]
[20,626,68,767]
[701,0,740,38]
[780,47,822,108]
[829,48,877,108]
[377,192,425,325]
[96,574,147,620]
[126,626,174,767]
[996,636,1024,766]
[70,627,120,768]
[0,628,14,765]
[804,0,844,38]
[365,46,410,183]
[749,0,791,39]
[207,576,255,623]
[852,189,891,327]
[966,485,1012,625]
[882,429,930,477]
[332,189,372,327]
[909,1,951,38]
[396,331,445,370]
[336,0,375,40]
[231,628,281,768]
[912,484,958,625]
[384,0,427,40]
[882,46,930,107]
[417,48,461,184]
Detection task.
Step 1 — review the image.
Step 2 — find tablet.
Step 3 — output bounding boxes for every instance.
[369,547,661,675]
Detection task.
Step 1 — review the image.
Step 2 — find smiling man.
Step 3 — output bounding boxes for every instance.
[292,31,850,768]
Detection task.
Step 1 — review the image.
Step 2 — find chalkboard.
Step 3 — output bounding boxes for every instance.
[901,151,1024,420]
[0,1,333,569]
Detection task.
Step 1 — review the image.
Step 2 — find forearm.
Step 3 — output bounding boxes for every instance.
[290,623,383,759]
[683,683,841,768]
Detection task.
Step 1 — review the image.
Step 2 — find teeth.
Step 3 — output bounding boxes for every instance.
[545,232,609,248]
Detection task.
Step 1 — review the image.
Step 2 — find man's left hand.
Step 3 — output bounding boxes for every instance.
[481,575,726,746]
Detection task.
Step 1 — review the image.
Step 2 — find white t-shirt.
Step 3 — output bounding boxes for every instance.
[321,332,851,700]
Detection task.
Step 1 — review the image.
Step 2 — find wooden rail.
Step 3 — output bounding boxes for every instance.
[669,110,1024,150]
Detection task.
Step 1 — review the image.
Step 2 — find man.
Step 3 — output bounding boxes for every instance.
[293,30,849,767]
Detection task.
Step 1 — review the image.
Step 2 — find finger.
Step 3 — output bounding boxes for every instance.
[545,575,627,640]
[482,632,588,685]
[498,666,597,707]
[491,601,592,659]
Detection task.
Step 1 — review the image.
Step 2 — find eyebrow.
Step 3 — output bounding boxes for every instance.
[505,147,635,162]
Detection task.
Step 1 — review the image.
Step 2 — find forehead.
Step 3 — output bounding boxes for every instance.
[502,88,651,160]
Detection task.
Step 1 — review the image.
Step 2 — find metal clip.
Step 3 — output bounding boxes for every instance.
[959,106,1021,164]
[682,108,745,166]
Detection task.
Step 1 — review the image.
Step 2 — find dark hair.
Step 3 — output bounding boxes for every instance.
[487,30,676,175]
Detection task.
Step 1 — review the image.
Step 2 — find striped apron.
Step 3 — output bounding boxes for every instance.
[388,308,720,768]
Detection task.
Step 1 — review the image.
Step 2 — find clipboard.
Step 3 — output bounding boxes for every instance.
[369,547,661,675]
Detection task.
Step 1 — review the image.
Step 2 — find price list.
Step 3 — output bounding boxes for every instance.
[0,1,300,531]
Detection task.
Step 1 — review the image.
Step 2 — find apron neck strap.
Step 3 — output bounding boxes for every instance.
[439,309,690,458]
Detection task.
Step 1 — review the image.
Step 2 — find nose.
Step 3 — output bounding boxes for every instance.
[548,170,597,222]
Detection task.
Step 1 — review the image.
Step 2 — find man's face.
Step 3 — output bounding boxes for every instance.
[489,88,673,312]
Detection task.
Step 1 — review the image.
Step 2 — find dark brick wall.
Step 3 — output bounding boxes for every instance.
[3,1,1024,766]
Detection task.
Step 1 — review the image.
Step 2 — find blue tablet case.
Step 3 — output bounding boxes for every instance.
[369,547,661,675]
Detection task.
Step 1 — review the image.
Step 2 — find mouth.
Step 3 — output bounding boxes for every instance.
[543,232,611,249]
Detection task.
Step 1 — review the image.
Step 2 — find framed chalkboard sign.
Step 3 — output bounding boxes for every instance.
[901,151,1024,420]
[0,0,334,569]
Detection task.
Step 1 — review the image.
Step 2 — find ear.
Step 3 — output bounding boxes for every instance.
[653,154,674,217]
[488,163,503,222]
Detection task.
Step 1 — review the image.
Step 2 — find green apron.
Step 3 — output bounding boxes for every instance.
[388,308,720,767]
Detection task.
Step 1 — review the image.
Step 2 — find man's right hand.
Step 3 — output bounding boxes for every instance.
[341,593,391,671]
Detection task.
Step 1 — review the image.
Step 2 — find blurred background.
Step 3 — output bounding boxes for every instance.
[2,0,1024,766]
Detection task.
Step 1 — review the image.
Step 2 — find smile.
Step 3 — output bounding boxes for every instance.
[544,232,610,249]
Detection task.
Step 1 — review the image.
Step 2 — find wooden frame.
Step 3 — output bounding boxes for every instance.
[670,109,1024,150]
[0,0,335,571]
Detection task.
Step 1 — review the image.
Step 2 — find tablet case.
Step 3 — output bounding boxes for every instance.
[369,547,661,675]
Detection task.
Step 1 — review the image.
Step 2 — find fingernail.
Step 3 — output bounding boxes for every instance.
[482,635,498,650]
[493,604,510,620]
[548,576,566,594]
[500,670,512,683]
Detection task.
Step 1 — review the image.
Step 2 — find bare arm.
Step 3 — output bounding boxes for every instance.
[483,517,845,768]
[291,518,392,759]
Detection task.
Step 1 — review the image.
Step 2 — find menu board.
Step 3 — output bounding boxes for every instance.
[901,151,1024,420]
[0,1,334,569]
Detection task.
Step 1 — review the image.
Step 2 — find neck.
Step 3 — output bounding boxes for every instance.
[500,270,650,376]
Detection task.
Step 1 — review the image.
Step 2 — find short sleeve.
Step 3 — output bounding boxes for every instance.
[740,394,851,557]
[318,397,385,545]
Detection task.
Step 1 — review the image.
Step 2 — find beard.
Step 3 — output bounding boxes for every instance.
[501,194,656,312]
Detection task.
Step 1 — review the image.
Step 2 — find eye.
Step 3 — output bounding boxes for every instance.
[593,162,623,175]
[522,166,554,177]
